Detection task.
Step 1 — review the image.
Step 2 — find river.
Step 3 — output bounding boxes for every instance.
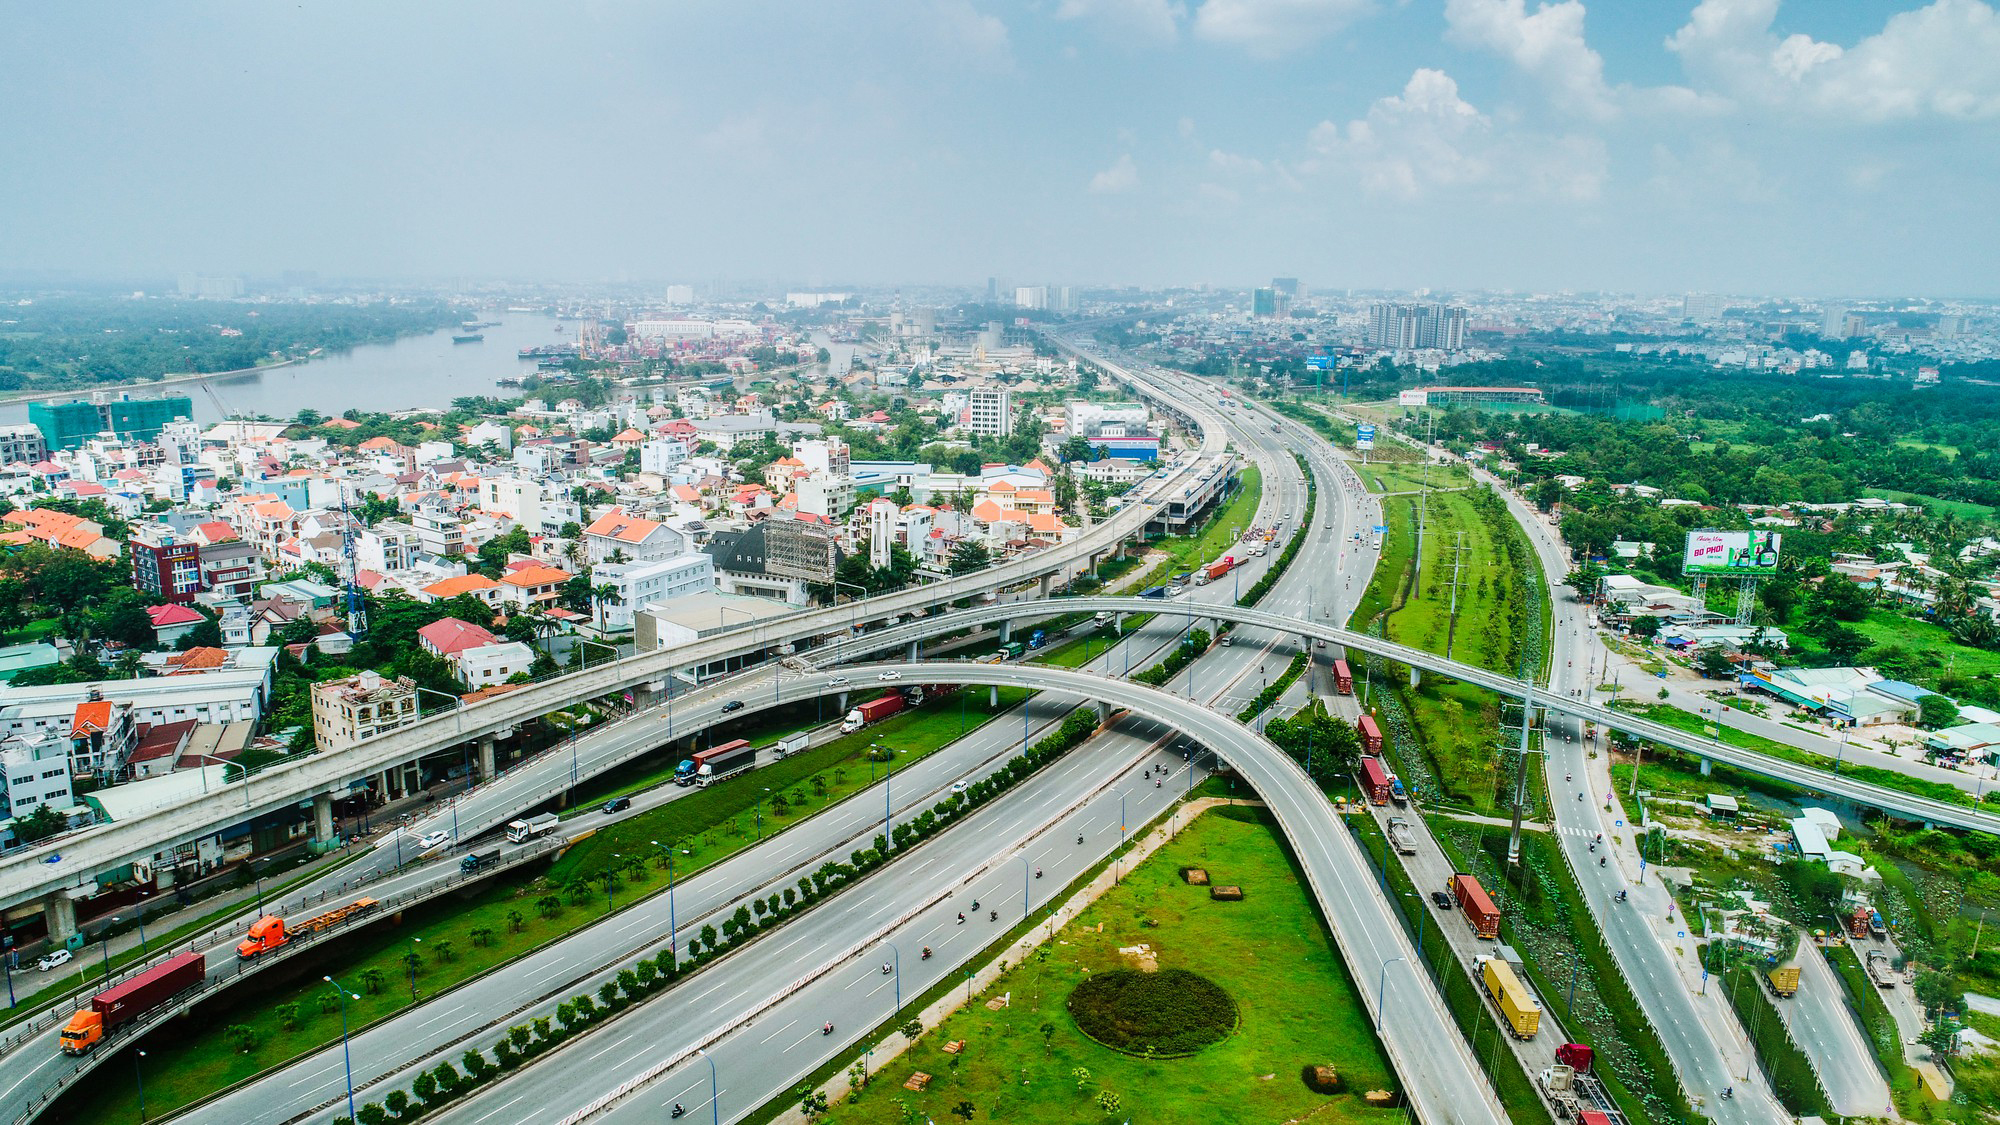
[0,313,566,427]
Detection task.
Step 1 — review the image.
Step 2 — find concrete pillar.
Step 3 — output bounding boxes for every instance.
[1037,574,1054,599]
[837,692,849,712]
[1409,666,1421,689]
[999,620,1012,643]
[43,891,77,944]
[1699,756,1713,777]
[989,686,999,707]
[312,792,334,842]
[1095,700,1112,726]
[907,641,919,662]
[478,736,497,780]
[380,769,396,801]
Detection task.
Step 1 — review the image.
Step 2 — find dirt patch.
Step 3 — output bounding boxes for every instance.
[1118,943,1159,972]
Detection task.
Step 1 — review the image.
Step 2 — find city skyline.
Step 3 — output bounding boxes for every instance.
[2,1,1998,294]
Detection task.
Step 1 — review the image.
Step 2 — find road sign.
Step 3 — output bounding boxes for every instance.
[1372,525,1388,534]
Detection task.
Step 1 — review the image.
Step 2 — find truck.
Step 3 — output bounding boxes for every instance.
[1867,949,1898,989]
[1000,641,1026,659]
[1331,658,1353,695]
[841,693,905,733]
[1389,778,1409,806]
[1386,816,1418,855]
[1197,557,1233,585]
[693,739,757,787]
[61,952,205,1055]
[1451,873,1502,938]
[1359,756,1393,805]
[460,847,502,873]
[1092,611,1115,629]
[236,898,379,959]
[1027,629,1046,650]
[775,731,810,759]
[507,812,561,843]
[1247,540,1267,557]
[1481,956,1542,1039]
[1357,714,1384,756]
[1139,585,1168,599]
[1767,963,1801,998]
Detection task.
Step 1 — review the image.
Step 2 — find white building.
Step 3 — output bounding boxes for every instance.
[354,521,423,574]
[593,553,715,632]
[796,474,857,520]
[454,641,535,687]
[639,438,692,476]
[479,476,544,530]
[967,388,1012,437]
[3,734,75,822]
[310,671,418,754]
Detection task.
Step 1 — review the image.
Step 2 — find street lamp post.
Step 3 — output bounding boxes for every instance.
[1020,855,1032,918]
[1375,956,1405,1032]
[408,937,423,999]
[655,840,681,955]
[134,1048,148,1123]
[99,920,116,984]
[695,1046,720,1125]
[755,790,770,841]
[882,939,902,1014]
[608,853,622,912]
[323,976,361,1125]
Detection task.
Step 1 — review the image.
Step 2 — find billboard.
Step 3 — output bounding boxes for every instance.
[1398,389,1429,407]
[1306,355,1334,371]
[1356,424,1376,451]
[1682,529,1781,577]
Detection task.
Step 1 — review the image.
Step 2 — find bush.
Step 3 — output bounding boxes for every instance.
[1066,969,1237,1056]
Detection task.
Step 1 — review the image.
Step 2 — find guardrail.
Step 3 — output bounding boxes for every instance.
[4,835,567,1125]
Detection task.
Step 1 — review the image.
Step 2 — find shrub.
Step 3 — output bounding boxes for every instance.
[1065,969,1237,1056]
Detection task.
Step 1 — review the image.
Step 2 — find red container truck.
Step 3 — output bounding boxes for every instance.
[1203,557,1234,582]
[841,693,906,733]
[1359,757,1393,805]
[1555,1043,1594,1072]
[61,952,206,1055]
[1357,714,1384,755]
[1450,873,1502,938]
[1332,658,1353,695]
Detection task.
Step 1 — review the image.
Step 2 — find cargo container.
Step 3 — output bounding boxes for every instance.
[694,739,757,787]
[1001,641,1026,659]
[775,731,810,758]
[1451,873,1501,938]
[1481,956,1542,1039]
[1357,714,1384,755]
[460,848,502,873]
[1555,1043,1594,1073]
[1386,817,1418,855]
[1203,557,1234,582]
[61,952,205,1055]
[1359,757,1393,805]
[507,812,561,842]
[1867,949,1897,989]
[1332,658,1353,695]
[1767,964,1800,998]
[1389,778,1408,806]
[1578,1112,1613,1125]
[842,693,906,733]
[236,898,379,960]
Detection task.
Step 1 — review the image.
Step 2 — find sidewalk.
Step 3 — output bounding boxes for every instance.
[771,797,1251,1123]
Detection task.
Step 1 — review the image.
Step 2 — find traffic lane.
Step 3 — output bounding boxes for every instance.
[410,729,1191,1125]
[1787,941,1890,1114]
[200,695,1119,1125]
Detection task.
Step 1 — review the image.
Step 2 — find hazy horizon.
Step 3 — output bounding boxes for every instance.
[4,1,1997,296]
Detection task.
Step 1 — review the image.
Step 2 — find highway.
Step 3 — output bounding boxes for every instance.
[1478,462,1892,1117]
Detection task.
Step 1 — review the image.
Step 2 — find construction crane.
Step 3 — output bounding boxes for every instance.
[340,481,368,639]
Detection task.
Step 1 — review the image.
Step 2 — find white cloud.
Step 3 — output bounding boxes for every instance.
[1191,0,1375,56]
[1305,68,1604,201]
[1055,0,1185,44]
[1208,148,1266,174]
[1089,153,1140,193]
[932,0,1013,73]
[1668,0,2000,120]
[1444,0,1614,119]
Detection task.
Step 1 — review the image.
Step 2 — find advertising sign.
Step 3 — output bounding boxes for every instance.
[1682,529,1782,577]
[1356,424,1376,451]
[1306,355,1334,371]
[1398,389,1429,407]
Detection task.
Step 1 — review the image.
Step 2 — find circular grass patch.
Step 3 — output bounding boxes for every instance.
[1065,968,1237,1057]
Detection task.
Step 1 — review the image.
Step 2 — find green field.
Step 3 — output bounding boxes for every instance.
[1860,488,1996,520]
[1152,464,1262,571]
[819,806,1398,1124]
[1851,607,2000,684]
[1354,460,1470,495]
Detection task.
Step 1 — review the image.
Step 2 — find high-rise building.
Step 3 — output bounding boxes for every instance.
[176,275,243,300]
[1365,304,1466,350]
[1054,286,1079,313]
[1682,293,1728,324]
[665,284,695,305]
[1252,288,1289,318]
[29,393,196,452]
[1937,314,1966,339]
[985,277,999,303]
[967,388,1013,436]
[1014,286,1048,311]
[1271,277,1300,298]
[129,523,204,605]
[1820,303,1850,339]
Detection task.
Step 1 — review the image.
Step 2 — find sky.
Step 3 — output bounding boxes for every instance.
[3,0,1998,296]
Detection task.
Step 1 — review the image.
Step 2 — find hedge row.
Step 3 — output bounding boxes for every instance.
[1132,628,1211,687]
[1236,652,1309,722]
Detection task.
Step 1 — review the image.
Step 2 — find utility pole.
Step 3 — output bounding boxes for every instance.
[1442,530,1469,662]
[1504,683,1536,870]
[1414,410,1435,574]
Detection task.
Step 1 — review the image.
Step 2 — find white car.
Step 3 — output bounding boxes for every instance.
[951,781,968,795]
[35,948,71,972]
[417,830,450,852]
[829,676,849,686]
[877,671,901,682]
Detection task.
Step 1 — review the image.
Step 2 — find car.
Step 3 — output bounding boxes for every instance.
[829,676,849,686]
[1219,635,1233,647]
[602,797,632,814]
[1431,890,1454,910]
[1315,640,1326,649]
[877,671,901,681]
[950,781,968,795]
[720,699,745,713]
[417,830,450,852]
[35,949,71,972]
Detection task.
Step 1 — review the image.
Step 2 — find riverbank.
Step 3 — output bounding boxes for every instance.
[0,358,302,409]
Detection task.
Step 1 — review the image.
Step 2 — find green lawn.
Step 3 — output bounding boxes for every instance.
[1861,488,1995,520]
[820,807,1399,1125]
[1151,464,1262,572]
[1354,461,1470,495]
[1851,607,2000,684]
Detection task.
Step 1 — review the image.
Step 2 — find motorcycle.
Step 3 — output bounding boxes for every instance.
[1034,867,1043,880]
[921,947,932,961]
[822,1023,834,1036]
[988,909,998,922]
[1599,856,1607,868]
[671,1105,686,1119]
[882,963,892,975]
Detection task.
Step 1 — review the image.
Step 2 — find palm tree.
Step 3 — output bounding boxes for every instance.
[591,583,621,634]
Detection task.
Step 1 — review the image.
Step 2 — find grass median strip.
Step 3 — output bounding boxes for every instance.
[51,689,1031,1122]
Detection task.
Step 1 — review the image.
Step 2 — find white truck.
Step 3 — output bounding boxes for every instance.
[775,731,809,758]
[506,813,561,844]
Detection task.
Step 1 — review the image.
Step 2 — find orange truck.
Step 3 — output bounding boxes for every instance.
[236,897,379,960]
[61,952,205,1055]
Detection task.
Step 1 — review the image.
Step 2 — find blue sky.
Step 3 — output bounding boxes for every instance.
[3,0,1997,295]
